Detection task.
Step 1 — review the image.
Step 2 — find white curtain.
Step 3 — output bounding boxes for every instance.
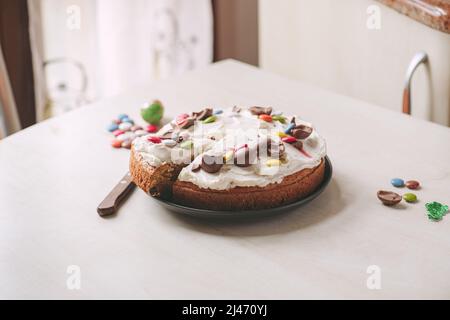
[36,0,213,118]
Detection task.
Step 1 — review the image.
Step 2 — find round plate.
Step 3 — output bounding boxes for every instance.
[151,156,333,219]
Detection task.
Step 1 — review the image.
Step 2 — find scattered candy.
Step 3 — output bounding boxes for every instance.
[277,132,288,138]
[284,123,295,134]
[112,129,125,137]
[203,115,217,124]
[425,202,448,221]
[141,100,164,124]
[118,122,133,131]
[121,140,133,149]
[282,136,297,144]
[377,190,402,206]
[162,139,177,147]
[249,106,272,116]
[147,136,162,144]
[121,117,134,124]
[266,159,281,167]
[406,180,420,190]
[134,129,147,137]
[403,193,417,203]
[117,132,135,141]
[180,140,193,149]
[259,114,272,122]
[146,124,158,133]
[272,115,286,124]
[213,109,223,115]
[107,123,119,132]
[107,111,149,149]
[111,139,122,148]
[130,125,143,132]
[391,178,405,188]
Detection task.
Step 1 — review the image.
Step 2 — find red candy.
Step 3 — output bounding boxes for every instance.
[147,136,162,144]
[406,180,420,190]
[259,114,272,122]
[146,124,158,133]
[111,139,122,148]
[282,136,297,143]
[112,129,125,137]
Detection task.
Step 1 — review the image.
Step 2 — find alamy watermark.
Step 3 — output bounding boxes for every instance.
[366,265,381,290]
[66,265,81,290]
[366,5,381,30]
[66,5,81,30]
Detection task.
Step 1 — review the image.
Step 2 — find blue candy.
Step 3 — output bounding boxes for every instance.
[391,178,405,188]
[284,123,295,134]
[121,117,134,124]
[107,123,119,132]
[118,114,129,120]
[213,109,223,115]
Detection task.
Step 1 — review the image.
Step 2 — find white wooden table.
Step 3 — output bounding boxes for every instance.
[1,60,449,299]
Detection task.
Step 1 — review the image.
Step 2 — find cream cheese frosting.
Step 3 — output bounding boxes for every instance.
[132,107,326,190]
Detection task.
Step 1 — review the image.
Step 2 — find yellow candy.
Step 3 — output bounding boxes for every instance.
[266,159,281,167]
[224,150,234,163]
[277,132,288,138]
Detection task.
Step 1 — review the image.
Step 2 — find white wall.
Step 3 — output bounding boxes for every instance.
[259,0,450,126]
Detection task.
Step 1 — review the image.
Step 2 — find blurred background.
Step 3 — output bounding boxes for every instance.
[0,0,449,138]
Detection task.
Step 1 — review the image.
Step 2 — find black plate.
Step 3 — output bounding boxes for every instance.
[151,156,333,219]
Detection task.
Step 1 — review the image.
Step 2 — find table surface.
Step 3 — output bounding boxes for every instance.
[1,60,449,299]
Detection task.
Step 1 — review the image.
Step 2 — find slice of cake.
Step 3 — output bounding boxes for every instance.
[130,106,327,210]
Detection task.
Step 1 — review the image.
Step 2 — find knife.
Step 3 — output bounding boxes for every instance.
[97,172,136,217]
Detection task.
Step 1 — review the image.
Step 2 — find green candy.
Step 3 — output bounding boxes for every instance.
[141,100,164,125]
[403,193,417,203]
[202,115,217,124]
[180,140,193,149]
[272,115,286,124]
[425,202,448,221]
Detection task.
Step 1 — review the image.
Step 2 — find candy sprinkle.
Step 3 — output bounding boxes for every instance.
[203,115,217,124]
[259,114,272,122]
[425,202,448,221]
[284,123,295,134]
[272,115,286,124]
[147,136,162,144]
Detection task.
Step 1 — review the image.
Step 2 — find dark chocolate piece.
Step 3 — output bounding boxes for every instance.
[249,106,272,116]
[200,154,224,173]
[292,125,313,139]
[377,190,402,206]
[192,108,213,121]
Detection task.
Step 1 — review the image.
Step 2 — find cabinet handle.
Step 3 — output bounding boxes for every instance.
[402,51,428,115]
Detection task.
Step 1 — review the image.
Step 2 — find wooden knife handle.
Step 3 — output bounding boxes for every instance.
[97,172,136,217]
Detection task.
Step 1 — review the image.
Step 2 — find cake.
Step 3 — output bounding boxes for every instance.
[130,106,327,210]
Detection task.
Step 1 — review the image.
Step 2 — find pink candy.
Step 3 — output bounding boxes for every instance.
[281,136,297,143]
[176,113,189,125]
